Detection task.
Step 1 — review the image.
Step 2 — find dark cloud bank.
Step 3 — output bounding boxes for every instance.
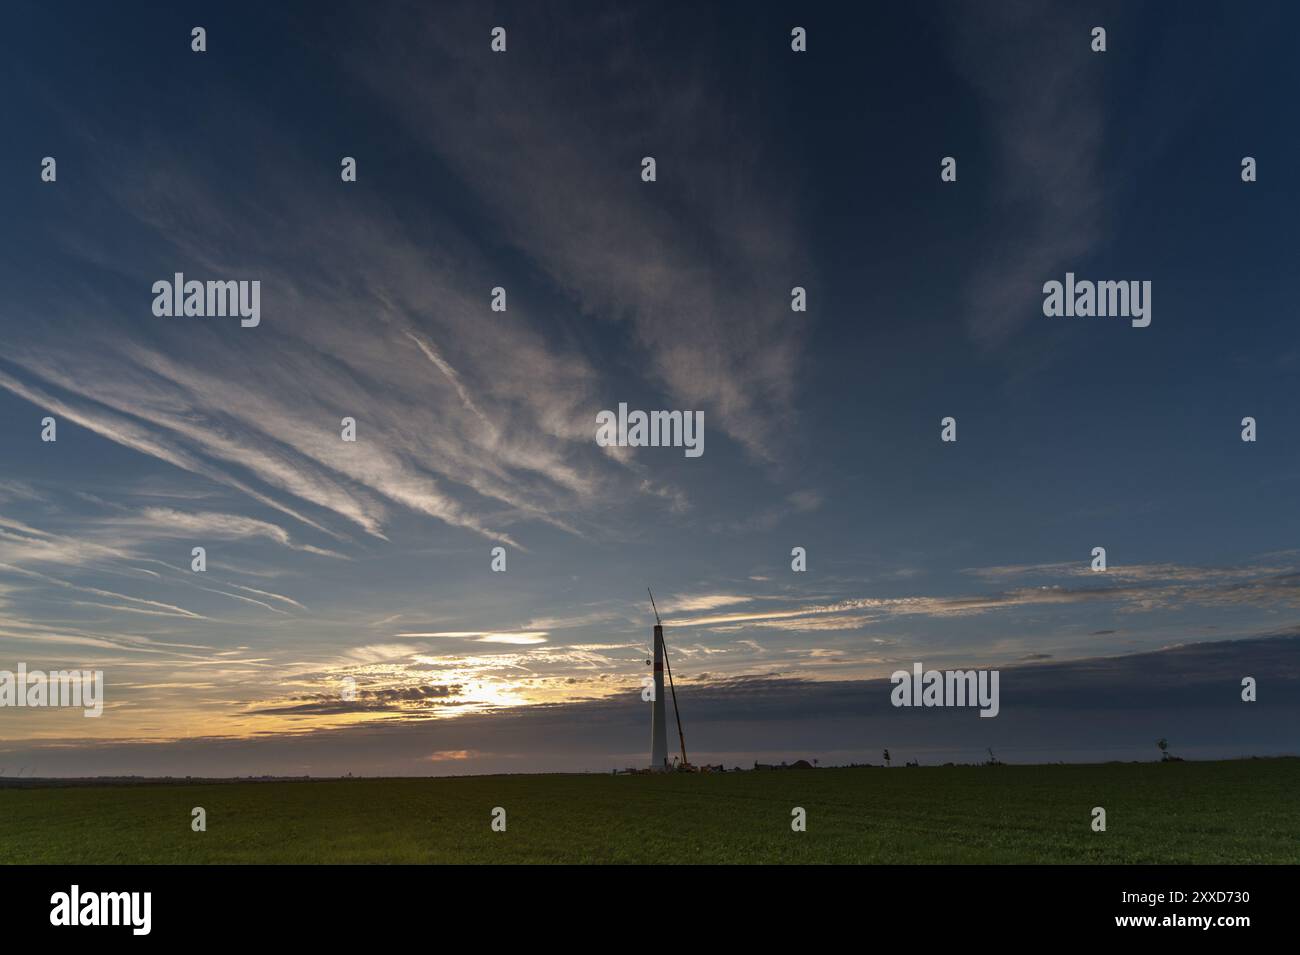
[3,635,1296,777]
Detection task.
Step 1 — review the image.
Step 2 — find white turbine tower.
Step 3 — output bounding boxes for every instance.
[647,589,686,772]
[650,619,669,770]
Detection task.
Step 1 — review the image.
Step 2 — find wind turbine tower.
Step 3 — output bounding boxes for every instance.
[650,617,669,770]
[647,589,687,772]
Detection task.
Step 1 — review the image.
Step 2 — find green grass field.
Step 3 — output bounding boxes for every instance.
[3,758,1297,864]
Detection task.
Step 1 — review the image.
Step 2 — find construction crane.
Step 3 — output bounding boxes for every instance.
[648,588,688,769]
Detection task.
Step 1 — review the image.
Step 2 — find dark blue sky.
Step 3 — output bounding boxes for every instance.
[0,1,1296,773]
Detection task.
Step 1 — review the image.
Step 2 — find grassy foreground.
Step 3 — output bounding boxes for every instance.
[3,758,1297,864]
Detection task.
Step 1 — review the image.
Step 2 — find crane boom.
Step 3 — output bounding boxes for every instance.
[663,640,687,767]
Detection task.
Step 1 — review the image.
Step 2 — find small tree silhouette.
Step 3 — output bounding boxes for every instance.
[883,748,891,768]
[1157,737,1170,762]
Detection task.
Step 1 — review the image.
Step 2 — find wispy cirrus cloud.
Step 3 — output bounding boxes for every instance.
[351,3,813,465]
[396,631,550,645]
[100,508,345,559]
[669,559,1300,631]
[0,366,339,537]
[944,0,1109,347]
